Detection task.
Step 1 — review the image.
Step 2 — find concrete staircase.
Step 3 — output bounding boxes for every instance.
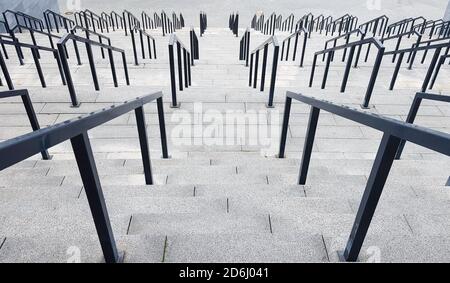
[0,24,449,263]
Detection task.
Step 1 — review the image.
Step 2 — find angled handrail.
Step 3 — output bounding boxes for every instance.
[359,15,389,37]
[322,28,366,63]
[44,10,75,33]
[278,91,450,262]
[142,11,156,31]
[395,92,450,159]
[248,36,280,107]
[200,12,207,36]
[0,92,169,263]
[310,37,385,108]
[128,24,157,65]
[386,16,426,37]
[383,38,450,91]
[229,13,239,37]
[239,28,250,66]
[2,10,44,33]
[110,11,125,31]
[263,13,277,35]
[190,27,200,65]
[168,34,192,107]
[280,27,308,67]
[428,52,450,89]
[57,32,130,106]
[326,14,358,36]
[0,89,51,160]
[0,37,66,90]
[281,13,295,33]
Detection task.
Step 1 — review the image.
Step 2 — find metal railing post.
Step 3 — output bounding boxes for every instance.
[278,96,292,159]
[135,106,154,185]
[362,47,385,108]
[70,132,121,263]
[298,106,320,185]
[168,44,179,108]
[267,44,279,108]
[21,92,51,160]
[57,43,80,107]
[85,42,100,91]
[342,133,401,262]
[156,97,170,159]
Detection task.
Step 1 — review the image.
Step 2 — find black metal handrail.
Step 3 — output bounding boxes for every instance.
[0,91,170,263]
[129,25,157,65]
[428,52,450,89]
[57,32,130,107]
[309,37,385,108]
[74,10,109,34]
[2,10,44,33]
[110,11,125,32]
[0,89,51,160]
[0,37,66,90]
[239,28,250,66]
[404,35,450,69]
[322,28,366,64]
[263,13,277,35]
[280,27,308,67]
[295,13,314,37]
[280,14,295,33]
[248,36,280,107]
[395,92,450,159]
[200,12,207,36]
[168,34,192,107]
[278,91,450,262]
[84,9,109,33]
[386,16,426,37]
[229,13,239,37]
[384,38,450,91]
[190,27,199,65]
[359,15,389,37]
[160,11,183,36]
[325,14,358,36]
[142,11,156,31]
[44,10,75,33]
[251,13,264,32]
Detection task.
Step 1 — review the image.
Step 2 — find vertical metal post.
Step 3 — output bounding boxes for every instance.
[267,45,279,108]
[85,42,100,91]
[298,106,320,185]
[395,96,422,159]
[108,49,118,87]
[389,52,405,90]
[21,93,51,160]
[421,47,442,92]
[168,44,178,108]
[183,48,189,88]
[362,47,385,108]
[176,42,183,91]
[131,30,139,65]
[321,51,333,89]
[278,96,292,159]
[260,45,269,91]
[253,50,259,89]
[0,50,14,90]
[135,106,154,185]
[341,45,356,92]
[249,53,254,87]
[70,132,120,263]
[57,44,79,107]
[342,133,401,262]
[309,55,317,87]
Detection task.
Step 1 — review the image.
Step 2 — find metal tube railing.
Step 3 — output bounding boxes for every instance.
[0,91,170,263]
[278,91,450,262]
[248,36,280,107]
[168,34,192,107]
[57,32,130,107]
[239,28,250,66]
[309,37,385,108]
[280,27,308,67]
